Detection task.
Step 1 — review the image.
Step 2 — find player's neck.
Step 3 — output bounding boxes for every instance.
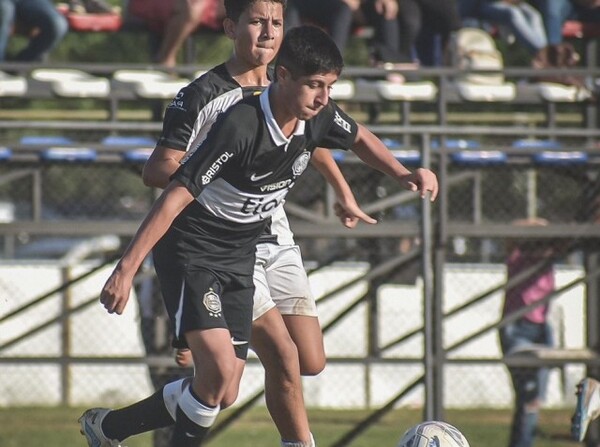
[225,59,269,87]
[269,85,298,137]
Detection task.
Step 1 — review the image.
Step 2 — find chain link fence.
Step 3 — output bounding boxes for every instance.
[0,131,598,445]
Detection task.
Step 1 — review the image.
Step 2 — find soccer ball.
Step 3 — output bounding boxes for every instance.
[397,420,470,447]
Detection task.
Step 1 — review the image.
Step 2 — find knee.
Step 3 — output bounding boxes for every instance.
[299,356,326,376]
[220,388,239,409]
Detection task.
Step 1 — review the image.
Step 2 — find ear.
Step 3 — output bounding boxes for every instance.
[276,65,289,82]
[223,18,236,39]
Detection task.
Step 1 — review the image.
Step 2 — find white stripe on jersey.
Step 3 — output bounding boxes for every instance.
[184,87,245,161]
[197,178,290,224]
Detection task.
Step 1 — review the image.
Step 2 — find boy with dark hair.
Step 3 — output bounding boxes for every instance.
[80,24,437,447]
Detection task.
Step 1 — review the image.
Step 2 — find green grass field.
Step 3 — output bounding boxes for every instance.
[0,406,578,447]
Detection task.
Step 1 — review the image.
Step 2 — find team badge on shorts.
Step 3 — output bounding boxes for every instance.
[203,288,222,317]
[292,151,311,177]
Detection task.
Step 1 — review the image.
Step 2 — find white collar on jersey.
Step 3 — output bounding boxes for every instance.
[260,85,306,150]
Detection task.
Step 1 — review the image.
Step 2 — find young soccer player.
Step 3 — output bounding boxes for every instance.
[145,1,371,445]
[80,24,438,447]
[145,1,372,445]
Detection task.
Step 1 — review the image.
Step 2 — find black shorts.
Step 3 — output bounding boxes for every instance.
[154,263,255,360]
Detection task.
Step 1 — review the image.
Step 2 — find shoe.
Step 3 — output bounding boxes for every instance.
[572,378,600,441]
[79,408,122,447]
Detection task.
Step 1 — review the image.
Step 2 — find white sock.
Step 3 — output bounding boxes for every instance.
[281,432,315,447]
[162,377,191,420]
[178,386,220,427]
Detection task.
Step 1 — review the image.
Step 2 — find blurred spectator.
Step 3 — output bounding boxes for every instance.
[459,0,548,56]
[499,217,559,447]
[68,0,114,14]
[358,0,408,66]
[531,0,600,46]
[128,0,224,68]
[395,0,462,66]
[0,0,68,62]
[285,0,359,56]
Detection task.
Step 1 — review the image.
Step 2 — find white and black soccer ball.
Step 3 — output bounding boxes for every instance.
[397,420,470,447]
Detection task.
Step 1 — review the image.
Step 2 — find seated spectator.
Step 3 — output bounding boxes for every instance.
[392,0,462,67]
[285,0,359,56]
[68,0,114,14]
[0,0,68,62]
[458,0,548,57]
[359,0,409,66]
[128,0,224,68]
[531,0,600,46]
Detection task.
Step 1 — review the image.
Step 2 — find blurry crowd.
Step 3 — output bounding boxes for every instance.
[1,0,600,70]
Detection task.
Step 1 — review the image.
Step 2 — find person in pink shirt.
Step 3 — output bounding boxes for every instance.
[500,217,557,447]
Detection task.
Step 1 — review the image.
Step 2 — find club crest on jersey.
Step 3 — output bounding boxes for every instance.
[334,111,352,133]
[292,151,311,177]
[203,288,222,317]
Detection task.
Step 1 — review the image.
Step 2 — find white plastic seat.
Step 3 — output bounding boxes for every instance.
[537,82,592,102]
[0,71,27,96]
[329,79,355,100]
[376,80,437,101]
[31,69,110,98]
[113,69,190,99]
[455,81,516,101]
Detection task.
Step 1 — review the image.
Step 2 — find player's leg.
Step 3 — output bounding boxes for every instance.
[170,327,236,446]
[252,243,314,446]
[572,377,600,442]
[252,308,313,445]
[283,314,325,376]
[169,268,253,446]
[266,244,326,375]
[79,258,194,446]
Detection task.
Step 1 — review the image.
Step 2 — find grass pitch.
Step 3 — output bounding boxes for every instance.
[0,406,578,447]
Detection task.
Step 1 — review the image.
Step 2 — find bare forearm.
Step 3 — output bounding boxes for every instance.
[351,126,411,182]
[118,183,192,274]
[311,148,354,203]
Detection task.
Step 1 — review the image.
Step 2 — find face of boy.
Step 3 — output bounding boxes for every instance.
[232,1,284,67]
[280,71,339,120]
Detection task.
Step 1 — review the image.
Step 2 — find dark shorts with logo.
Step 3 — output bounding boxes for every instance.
[154,262,255,360]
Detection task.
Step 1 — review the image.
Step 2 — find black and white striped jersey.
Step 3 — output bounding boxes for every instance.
[168,86,358,273]
[157,63,264,156]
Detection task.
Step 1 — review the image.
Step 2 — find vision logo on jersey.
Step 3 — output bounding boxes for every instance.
[167,91,187,111]
[201,152,234,185]
[292,151,311,176]
[203,288,222,317]
[334,111,352,133]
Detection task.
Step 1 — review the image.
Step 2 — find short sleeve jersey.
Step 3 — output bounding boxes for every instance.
[157,64,295,245]
[169,86,358,274]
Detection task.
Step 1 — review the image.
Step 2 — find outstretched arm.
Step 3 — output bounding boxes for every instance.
[100,182,193,315]
[351,124,438,201]
[311,148,377,228]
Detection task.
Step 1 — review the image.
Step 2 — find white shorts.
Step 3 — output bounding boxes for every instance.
[252,243,317,321]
